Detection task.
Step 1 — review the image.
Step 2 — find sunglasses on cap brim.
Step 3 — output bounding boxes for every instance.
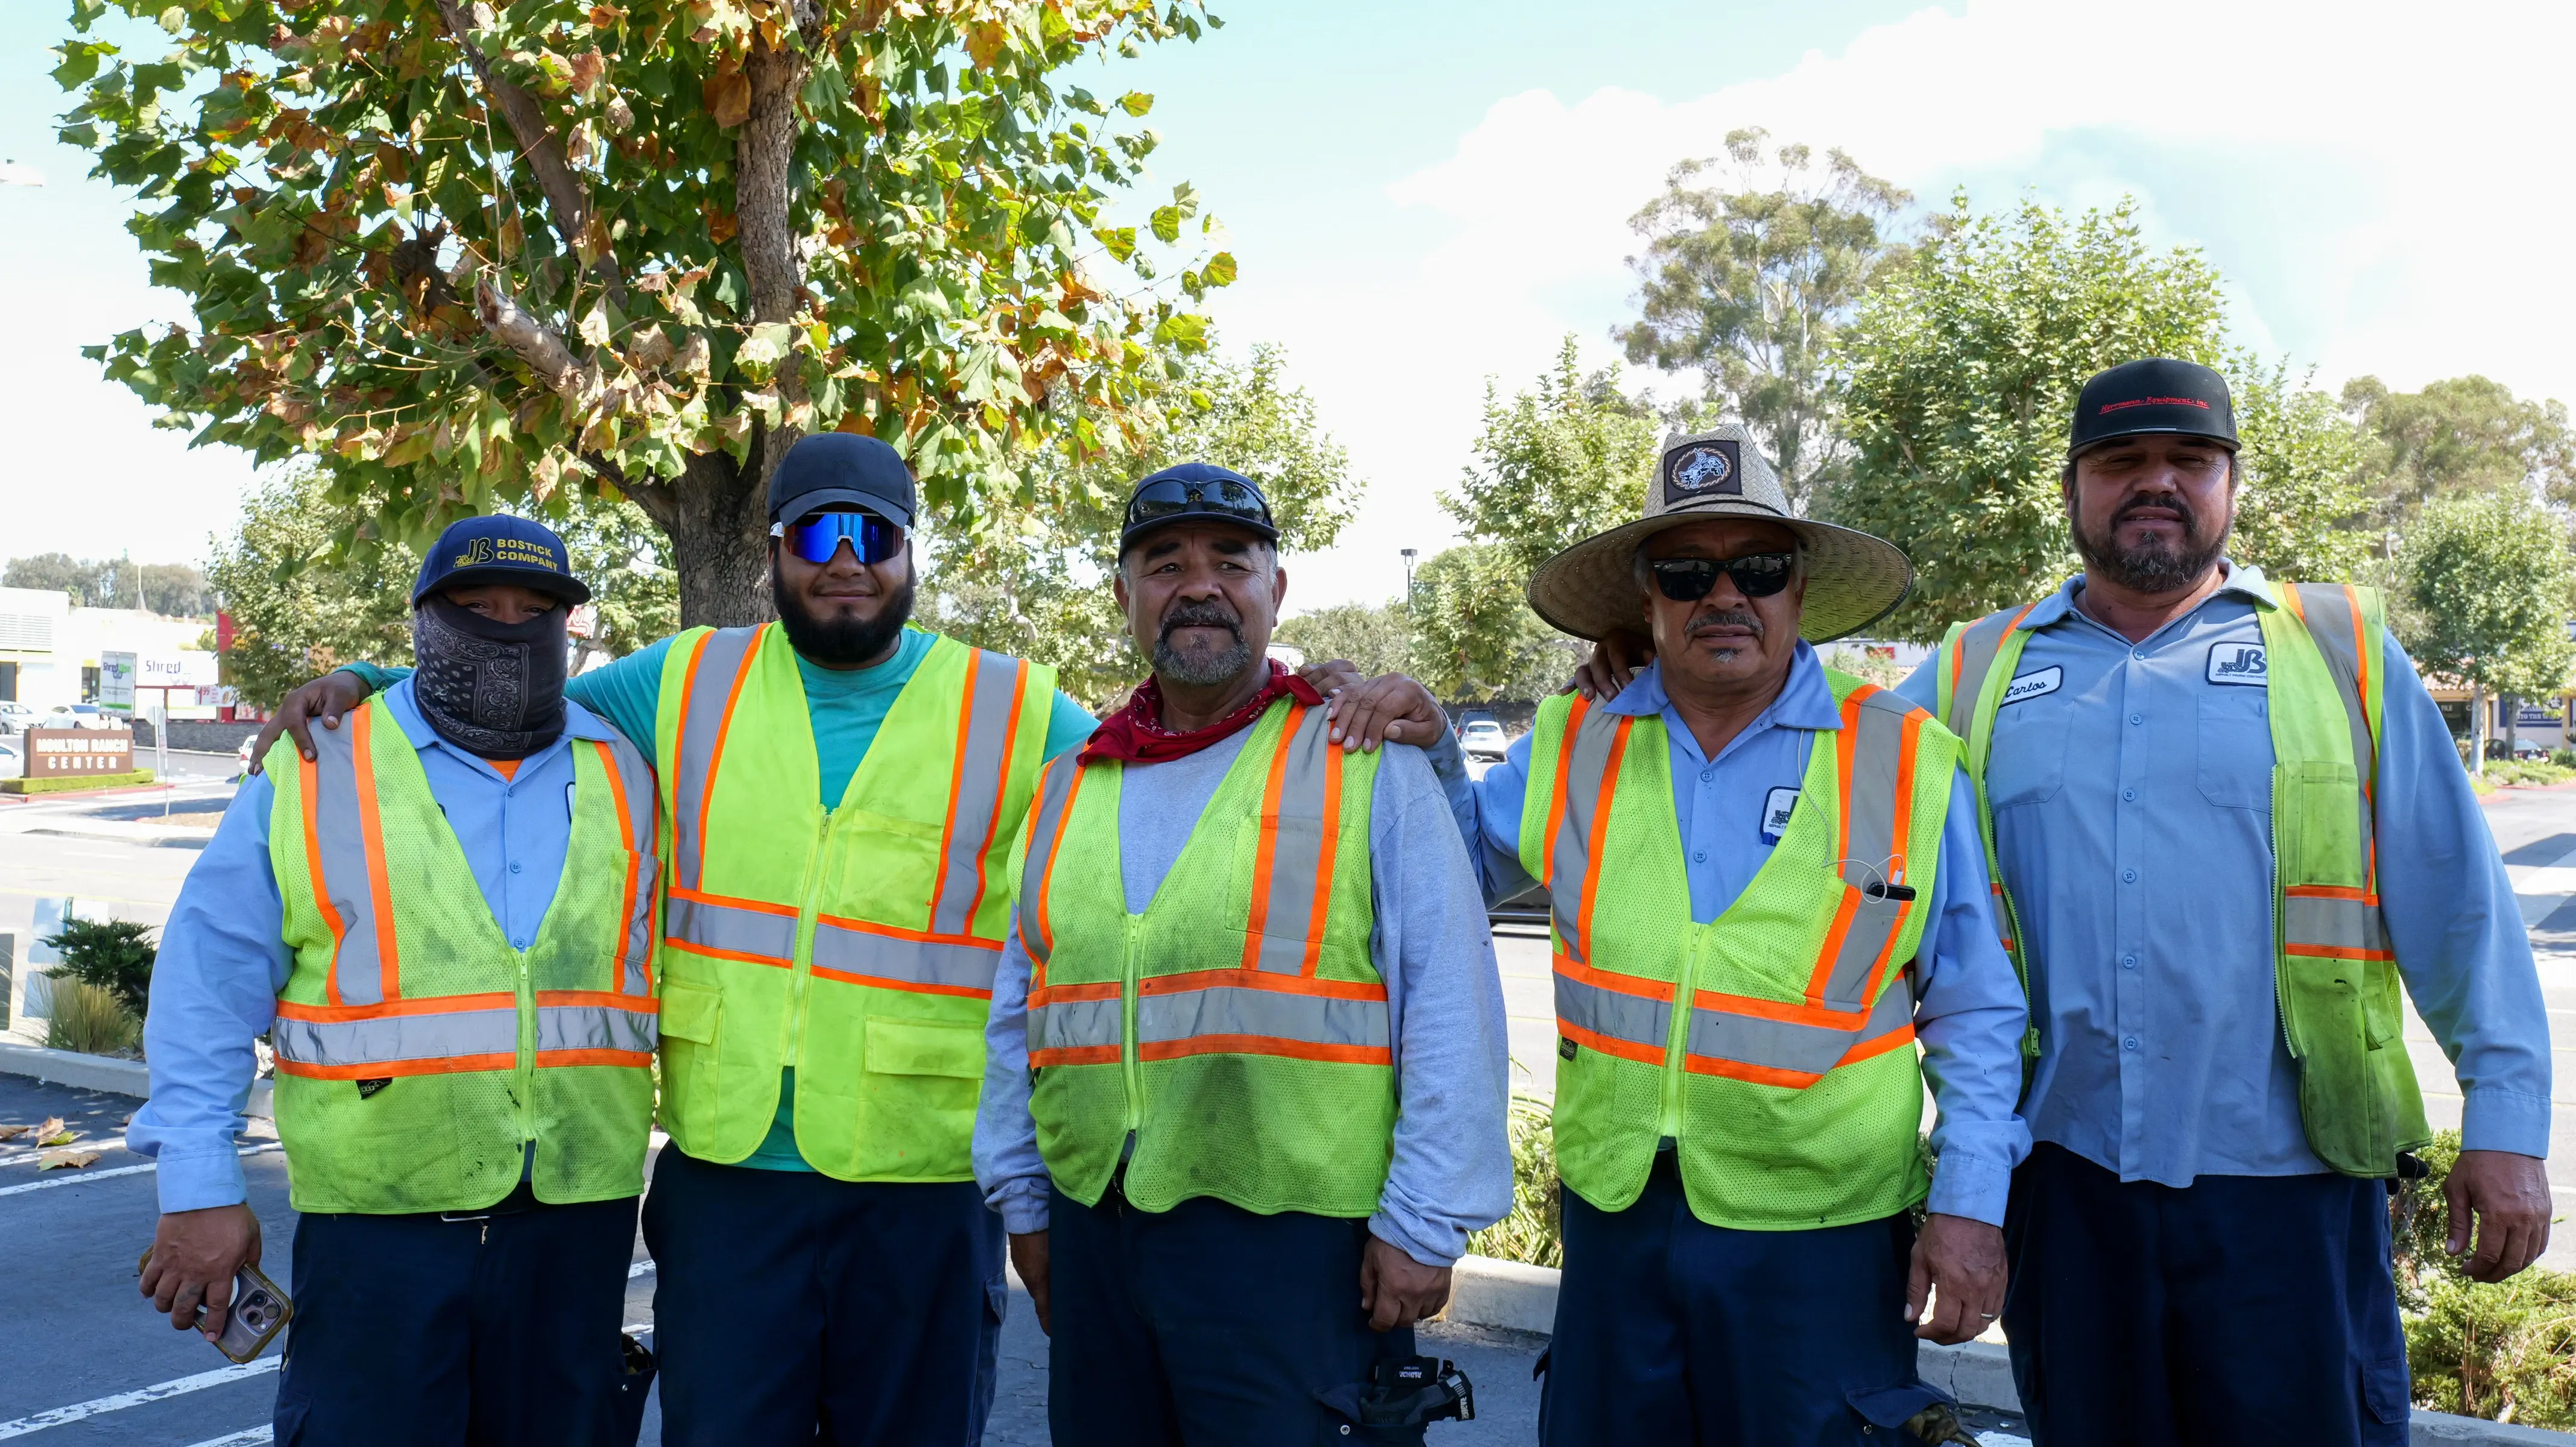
[1124,476,1274,532]
[770,508,906,566]
[1647,552,1798,603]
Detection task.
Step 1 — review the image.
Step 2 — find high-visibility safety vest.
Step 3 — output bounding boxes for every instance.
[1934,582,2431,1177]
[1015,699,1395,1217]
[652,625,1055,1180]
[265,704,660,1215]
[1518,672,1957,1231]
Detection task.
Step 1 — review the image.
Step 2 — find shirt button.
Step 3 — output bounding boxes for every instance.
[2121,868,2138,883]
[1693,851,1707,863]
[508,860,523,875]
[1700,768,1713,783]
[2129,713,2144,725]
[2122,954,2138,968]
[2124,1036,2139,1051]
[2121,789,2136,802]
[2133,649,2147,661]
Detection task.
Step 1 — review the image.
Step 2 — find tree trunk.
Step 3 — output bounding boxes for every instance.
[2470,681,2488,777]
[2506,693,2522,764]
[631,452,775,629]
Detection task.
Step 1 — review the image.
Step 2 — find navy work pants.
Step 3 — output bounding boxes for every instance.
[1539,1154,1947,1446]
[2003,1142,2409,1446]
[273,1192,638,1447]
[1046,1179,1425,1447]
[641,1147,1004,1447]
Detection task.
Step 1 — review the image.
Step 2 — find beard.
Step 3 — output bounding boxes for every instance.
[2072,491,2230,595]
[772,559,916,666]
[1152,599,1257,688]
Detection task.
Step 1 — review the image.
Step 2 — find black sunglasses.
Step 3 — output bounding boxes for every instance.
[1648,552,1798,603]
[1125,476,1274,532]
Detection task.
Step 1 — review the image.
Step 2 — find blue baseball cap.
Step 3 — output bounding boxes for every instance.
[411,515,591,607]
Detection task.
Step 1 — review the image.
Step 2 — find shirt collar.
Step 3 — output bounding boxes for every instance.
[1602,640,1846,733]
[2018,557,2275,631]
[382,676,614,758]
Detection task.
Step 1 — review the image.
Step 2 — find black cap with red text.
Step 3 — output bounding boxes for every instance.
[2068,358,2238,458]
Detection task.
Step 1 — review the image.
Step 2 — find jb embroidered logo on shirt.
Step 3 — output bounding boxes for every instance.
[2000,666,2062,707]
[2207,643,2267,686]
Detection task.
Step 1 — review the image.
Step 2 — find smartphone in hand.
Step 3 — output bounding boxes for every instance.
[138,1247,294,1364]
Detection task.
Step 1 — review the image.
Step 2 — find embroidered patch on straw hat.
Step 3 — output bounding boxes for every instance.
[1524,423,1915,643]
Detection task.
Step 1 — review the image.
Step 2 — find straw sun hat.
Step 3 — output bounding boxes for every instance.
[1524,424,1915,644]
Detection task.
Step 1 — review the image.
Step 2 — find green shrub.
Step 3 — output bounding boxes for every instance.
[1466,1094,1561,1269]
[2395,1130,2576,1425]
[41,916,157,1018]
[2553,746,2576,770]
[45,978,141,1056]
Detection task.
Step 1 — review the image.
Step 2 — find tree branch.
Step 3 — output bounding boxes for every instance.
[736,24,812,461]
[434,0,623,304]
[476,277,581,397]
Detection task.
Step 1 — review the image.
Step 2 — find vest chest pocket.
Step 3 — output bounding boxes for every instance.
[2276,760,2365,889]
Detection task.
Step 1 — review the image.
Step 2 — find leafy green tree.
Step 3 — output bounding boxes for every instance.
[1444,335,1659,577]
[42,916,159,1020]
[1829,193,2363,640]
[2396,488,2576,775]
[555,496,678,669]
[914,342,1360,708]
[60,0,1228,629]
[1615,128,1910,508]
[2,553,98,605]
[207,465,420,708]
[2343,374,2576,527]
[1410,544,1582,702]
[1274,601,1413,678]
[2,554,209,615]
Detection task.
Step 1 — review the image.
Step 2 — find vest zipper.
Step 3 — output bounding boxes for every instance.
[783,809,833,1073]
[515,942,537,1157]
[1120,912,1144,1137]
[1659,922,1713,1140]
[2268,797,2294,1061]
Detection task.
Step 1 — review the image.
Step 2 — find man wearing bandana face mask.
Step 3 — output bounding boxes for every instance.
[131,516,663,1445]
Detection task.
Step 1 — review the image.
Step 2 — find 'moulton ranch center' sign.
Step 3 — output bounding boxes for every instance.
[23,728,135,780]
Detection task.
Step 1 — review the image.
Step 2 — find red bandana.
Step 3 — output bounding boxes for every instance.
[1080,660,1325,766]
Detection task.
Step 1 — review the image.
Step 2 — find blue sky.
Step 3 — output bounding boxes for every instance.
[8,1,2573,611]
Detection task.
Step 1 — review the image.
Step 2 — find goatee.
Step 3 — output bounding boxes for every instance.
[2074,494,2230,596]
[773,560,916,666]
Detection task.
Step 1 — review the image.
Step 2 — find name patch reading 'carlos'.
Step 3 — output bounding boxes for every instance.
[2207,642,2268,686]
[2000,666,2062,707]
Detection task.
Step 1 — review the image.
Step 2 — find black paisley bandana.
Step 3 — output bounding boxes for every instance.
[411,597,568,760]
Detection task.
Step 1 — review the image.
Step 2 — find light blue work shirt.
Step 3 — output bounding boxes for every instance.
[346,628,1098,1171]
[974,728,1517,1267]
[130,680,628,1212]
[1892,562,2552,1185]
[1439,643,2033,1226]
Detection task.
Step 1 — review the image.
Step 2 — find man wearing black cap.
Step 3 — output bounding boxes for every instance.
[1895,359,2555,1444]
[972,465,1513,1444]
[133,516,661,1444]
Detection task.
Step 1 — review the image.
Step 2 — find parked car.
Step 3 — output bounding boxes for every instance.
[236,733,259,777]
[1460,719,1510,761]
[46,704,124,731]
[0,701,34,734]
[0,737,19,778]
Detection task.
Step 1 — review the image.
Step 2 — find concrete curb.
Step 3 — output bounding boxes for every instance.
[0,1039,272,1117]
[1441,1256,2575,1444]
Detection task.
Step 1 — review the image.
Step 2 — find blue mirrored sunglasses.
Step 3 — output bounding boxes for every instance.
[772,508,904,566]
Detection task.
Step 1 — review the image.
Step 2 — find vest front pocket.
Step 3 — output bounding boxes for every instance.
[655,979,721,1142]
[855,1016,985,1178]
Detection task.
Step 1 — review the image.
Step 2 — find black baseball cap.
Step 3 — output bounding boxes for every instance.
[412,515,590,606]
[768,432,916,528]
[1118,462,1280,553]
[2068,358,2238,458]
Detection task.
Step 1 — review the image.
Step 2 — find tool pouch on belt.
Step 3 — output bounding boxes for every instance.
[1312,1355,1476,1428]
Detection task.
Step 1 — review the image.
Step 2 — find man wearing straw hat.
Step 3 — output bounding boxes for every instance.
[1439,424,2032,1443]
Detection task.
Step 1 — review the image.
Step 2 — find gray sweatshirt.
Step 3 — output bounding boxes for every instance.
[973,728,1516,1266]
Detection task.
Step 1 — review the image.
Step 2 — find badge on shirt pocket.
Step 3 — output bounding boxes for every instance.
[1761,786,1800,845]
[2208,642,2267,685]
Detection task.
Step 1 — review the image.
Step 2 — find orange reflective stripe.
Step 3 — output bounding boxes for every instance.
[1030,979,1123,1006]
[928,649,984,922]
[589,738,655,997]
[275,1053,520,1080]
[1540,695,1591,896]
[668,627,715,887]
[2287,884,2376,903]
[1030,1044,1122,1067]
[349,708,402,1004]
[1572,717,1632,962]
[1552,949,1676,1003]
[299,748,348,1007]
[702,634,760,866]
[276,992,520,1023]
[1239,704,1307,971]
[958,658,1031,930]
[1137,967,1387,1002]
[1301,728,1345,976]
[1558,1018,1668,1067]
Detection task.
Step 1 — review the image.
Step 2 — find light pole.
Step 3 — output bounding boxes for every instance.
[1400,548,1418,608]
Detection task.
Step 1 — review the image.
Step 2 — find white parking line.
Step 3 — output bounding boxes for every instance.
[178,1430,271,1447]
[630,1258,655,1279]
[0,1358,280,1439]
[0,1143,279,1200]
[0,1138,128,1168]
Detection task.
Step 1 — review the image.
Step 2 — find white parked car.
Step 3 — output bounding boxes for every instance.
[0,701,33,734]
[0,737,20,779]
[1460,719,1509,760]
[46,704,125,731]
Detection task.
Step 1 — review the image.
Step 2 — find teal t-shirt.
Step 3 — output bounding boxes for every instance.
[350,626,1097,1171]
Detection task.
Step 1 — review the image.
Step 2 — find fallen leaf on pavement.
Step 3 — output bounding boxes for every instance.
[0,1124,29,1141]
[39,1149,101,1170]
[35,1117,77,1147]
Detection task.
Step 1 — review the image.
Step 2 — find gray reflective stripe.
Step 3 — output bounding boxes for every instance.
[1684,982,1914,1080]
[1820,691,1916,1005]
[2288,584,2379,863]
[1247,705,1342,974]
[592,734,659,994]
[1134,985,1390,1050]
[664,892,796,962]
[810,921,1003,994]
[273,1007,519,1068]
[927,650,1029,939]
[1015,758,1084,968]
[670,626,760,893]
[1554,968,1670,1052]
[1029,995,1121,1055]
[1819,894,1908,1006]
[1943,611,2021,739]
[1544,705,1629,966]
[306,722,385,1007]
[2283,894,2393,958]
[536,1003,659,1056]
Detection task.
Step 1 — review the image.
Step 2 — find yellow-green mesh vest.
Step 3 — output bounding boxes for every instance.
[1014,699,1393,1217]
[1517,672,1957,1231]
[652,625,1054,1181]
[1934,581,2430,1177]
[265,701,660,1214]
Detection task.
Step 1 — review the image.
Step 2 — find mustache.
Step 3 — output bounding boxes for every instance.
[2115,493,2200,531]
[1158,602,1243,640]
[1687,610,1764,638]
